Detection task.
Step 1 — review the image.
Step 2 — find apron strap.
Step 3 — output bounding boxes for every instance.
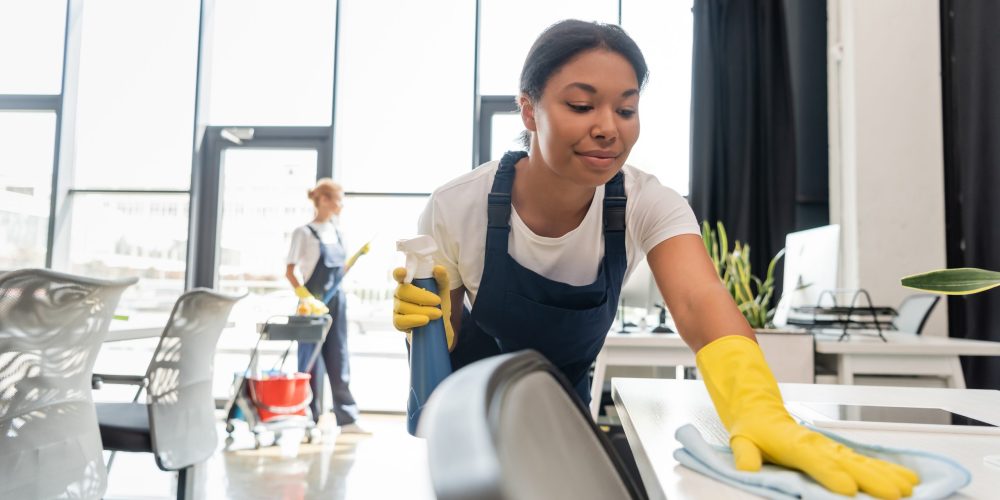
[603,171,626,257]
[485,151,525,253]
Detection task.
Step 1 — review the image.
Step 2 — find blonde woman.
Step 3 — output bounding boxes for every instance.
[286,179,368,434]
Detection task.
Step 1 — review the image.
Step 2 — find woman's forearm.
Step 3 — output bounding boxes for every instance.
[286,264,302,289]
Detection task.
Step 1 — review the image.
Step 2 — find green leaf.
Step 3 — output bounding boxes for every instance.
[701,222,712,260]
[901,268,1000,295]
[718,221,729,263]
[766,248,785,285]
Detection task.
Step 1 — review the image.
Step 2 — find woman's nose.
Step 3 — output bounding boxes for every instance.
[590,109,618,142]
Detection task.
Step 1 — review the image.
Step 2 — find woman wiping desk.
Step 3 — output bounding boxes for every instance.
[393,19,919,499]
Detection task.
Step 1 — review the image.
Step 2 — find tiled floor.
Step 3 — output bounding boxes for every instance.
[104,413,435,499]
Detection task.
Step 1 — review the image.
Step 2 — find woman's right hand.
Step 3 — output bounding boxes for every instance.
[294,286,329,315]
[392,265,455,350]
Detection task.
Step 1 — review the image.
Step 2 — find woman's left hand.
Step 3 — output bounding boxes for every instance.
[697,335,920,499]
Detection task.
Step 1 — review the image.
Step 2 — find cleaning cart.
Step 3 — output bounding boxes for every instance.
[224,314,332,448]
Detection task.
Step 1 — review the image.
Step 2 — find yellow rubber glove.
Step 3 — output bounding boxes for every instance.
[293,286,328,316]
[345,241,371,271]
[392,265,455,351]
[696,335,920,500]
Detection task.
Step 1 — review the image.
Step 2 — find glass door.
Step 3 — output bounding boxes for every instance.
[198,131,329,407]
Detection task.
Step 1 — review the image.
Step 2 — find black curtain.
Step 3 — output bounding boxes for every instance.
[941,1,1000,390]
[689,0,798,280]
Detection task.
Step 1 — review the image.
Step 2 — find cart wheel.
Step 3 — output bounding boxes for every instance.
[224,435,235,449]
[253,436,262,449]
[225,422,235,434]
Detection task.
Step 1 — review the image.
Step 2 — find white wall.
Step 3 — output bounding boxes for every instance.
[827,0,949,335]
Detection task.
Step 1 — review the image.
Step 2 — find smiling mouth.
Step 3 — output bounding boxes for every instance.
[575,152,620,170]
[575,151,620,159]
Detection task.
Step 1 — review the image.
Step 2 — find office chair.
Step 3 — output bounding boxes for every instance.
[0,269,136,500]
[94,288,244,500]
[419,350,647,500]
[891,294,940,334]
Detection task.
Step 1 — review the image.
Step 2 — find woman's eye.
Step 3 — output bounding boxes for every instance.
[567,103,593,113]
[618,109,636,118]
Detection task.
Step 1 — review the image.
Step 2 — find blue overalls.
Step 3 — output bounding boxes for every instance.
[299,224,359,425]
[451,151,628,404]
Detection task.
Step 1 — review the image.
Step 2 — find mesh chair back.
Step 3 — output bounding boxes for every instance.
[0,269,136,500]
[420,350,644,500]
[145,288,242,470]
[892,294,940,334]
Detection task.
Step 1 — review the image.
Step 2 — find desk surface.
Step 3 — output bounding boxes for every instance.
[106,317,237,342]
[604,331,689,346]
[814,330,1000,355]
[604,330,1000,356]
[613,378,1000,500]
[106,316,168,342]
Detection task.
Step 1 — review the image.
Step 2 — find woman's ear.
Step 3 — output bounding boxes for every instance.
[519,95,536,132]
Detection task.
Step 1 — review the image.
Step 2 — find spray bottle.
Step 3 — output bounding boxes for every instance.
[397,235,453,436]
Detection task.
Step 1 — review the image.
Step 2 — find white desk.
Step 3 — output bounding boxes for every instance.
[815,331,1000,388]
[613,378,1000,500]
[591,332,815,419]
[106,317,237,342]
[104,321,164,342]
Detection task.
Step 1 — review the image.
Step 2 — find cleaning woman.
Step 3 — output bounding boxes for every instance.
[286,179,369,434]
[394,19,918,499]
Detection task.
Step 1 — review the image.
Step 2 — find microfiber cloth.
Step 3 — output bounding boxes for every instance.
[673,424,971,500]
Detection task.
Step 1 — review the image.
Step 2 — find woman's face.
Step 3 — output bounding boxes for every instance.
[521,49,640,187]
[320,191,344,215]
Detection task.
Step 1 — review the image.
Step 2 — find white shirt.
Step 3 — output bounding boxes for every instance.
[286,220,343,282]
[417,161,701,306]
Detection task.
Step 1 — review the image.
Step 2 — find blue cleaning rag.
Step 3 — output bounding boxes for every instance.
[673,424,971,500]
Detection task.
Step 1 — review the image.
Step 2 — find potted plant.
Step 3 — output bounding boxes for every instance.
[702,221,785,329]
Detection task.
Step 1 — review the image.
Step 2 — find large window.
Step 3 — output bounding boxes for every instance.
[209,0,336,126]
[72,0,200,190]
[62,0,200,315]
[333,0,475,194]
[66,193,189,313]
[0,1,66,269]
[478,0,617,96]
[0,1,66,94]
[0,112,56,269]
[622,0,694,195]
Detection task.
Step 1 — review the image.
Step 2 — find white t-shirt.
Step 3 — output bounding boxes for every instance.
[286,220,344,282]
[417,161,701,306]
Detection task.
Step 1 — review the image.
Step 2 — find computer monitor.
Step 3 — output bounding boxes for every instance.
[618,258,664,331]
[772,224,840,327]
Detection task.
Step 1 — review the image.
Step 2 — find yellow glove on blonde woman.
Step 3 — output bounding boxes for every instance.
[392,265,455,350]
[293,286,328,315]
[696,335,920,500]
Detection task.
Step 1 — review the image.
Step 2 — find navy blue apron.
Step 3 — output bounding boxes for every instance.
[303,224,346,303]
[458,150,628,404]
[299,223,360,425]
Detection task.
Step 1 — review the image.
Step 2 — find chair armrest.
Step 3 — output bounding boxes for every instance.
[92,373,148,390]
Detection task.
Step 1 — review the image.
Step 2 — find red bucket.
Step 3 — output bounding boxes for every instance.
[248,372,312,422]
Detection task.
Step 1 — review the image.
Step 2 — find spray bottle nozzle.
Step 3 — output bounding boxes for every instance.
[396,235,438,283]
